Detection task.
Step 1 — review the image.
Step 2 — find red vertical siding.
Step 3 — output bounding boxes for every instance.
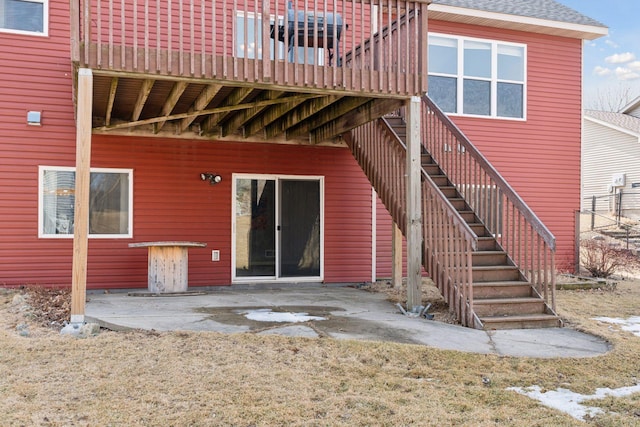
[429,20,583,271]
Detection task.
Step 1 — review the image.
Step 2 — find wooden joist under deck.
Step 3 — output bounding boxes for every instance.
[88,70,406,144]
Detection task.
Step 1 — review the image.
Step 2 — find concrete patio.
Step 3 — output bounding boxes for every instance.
[86,285,610,358]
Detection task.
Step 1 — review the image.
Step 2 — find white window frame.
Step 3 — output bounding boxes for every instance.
[236,11,285,61]
[235,10,325,65]
[231,173,325,283]
[38,166,133,239]
[428,32,527,121]
[0,0,48,36]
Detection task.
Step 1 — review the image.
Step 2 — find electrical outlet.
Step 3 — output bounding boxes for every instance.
[211,250,220,262]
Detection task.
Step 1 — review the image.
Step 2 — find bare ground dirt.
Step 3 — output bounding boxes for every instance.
[1,280,640,426]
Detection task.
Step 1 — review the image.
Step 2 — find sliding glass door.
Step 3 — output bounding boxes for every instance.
[233,175,322,281]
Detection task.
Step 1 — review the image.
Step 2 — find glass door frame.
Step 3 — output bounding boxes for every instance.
[231,173,325,283]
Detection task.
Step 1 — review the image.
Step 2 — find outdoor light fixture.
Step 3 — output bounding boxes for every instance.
[27,111,41,126]
[200,172,222,185]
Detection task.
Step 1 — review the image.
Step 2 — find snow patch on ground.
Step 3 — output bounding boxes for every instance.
[592,316,640,337]
[508,384,640,421]
[240,309,326,323]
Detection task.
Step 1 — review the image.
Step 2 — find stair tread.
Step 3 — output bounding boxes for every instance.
[474,280,530,286]
[480,313,559,322]
[472,265,518,270]
[474,297,543,304]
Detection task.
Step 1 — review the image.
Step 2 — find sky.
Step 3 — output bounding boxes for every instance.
[557,0,640,110]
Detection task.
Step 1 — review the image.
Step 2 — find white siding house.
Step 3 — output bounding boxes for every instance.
[583,97,640,218]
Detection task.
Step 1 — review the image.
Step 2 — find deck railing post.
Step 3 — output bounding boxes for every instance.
[70,0,81,63]
[261,0,271,80]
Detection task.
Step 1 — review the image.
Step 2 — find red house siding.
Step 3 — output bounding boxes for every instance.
[428,20,583,271]
[0,3,375,288]
[1,3,586,289]
[2,131,375,288]
[0,1,77,285]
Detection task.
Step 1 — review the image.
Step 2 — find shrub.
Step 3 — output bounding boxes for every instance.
[580,239,640,278]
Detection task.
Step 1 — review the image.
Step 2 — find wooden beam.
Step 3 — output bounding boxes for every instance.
[244,95,311,137]
[154,81,188,133]
[180,84,222,132]
[89,68,412,100]
[310,98,404,143]
[71,68,93,324]
[265,95,341,139]
[200,86,254,134]
[220,90,285,137]
[392,221,403,289]
[95,95,323,131]
[104,77,118,127]
[405,96,422,312]
[131,79,154,121]
[286,97,371,139]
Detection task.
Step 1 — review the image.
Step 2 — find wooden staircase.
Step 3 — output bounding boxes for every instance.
[347,98,561,330]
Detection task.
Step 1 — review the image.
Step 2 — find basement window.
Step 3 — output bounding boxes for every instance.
[0,0,47,35]
[38,166,133,238]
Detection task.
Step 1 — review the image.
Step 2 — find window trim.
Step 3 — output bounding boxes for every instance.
[231,173,325,283]
[235,10,325,65]
[38,166,134,239]
[0,0,49,36]
[428,32,527,121]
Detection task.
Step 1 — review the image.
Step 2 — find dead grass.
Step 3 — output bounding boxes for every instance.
[1,282,640,426]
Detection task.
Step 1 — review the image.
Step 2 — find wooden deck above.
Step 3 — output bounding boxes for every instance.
[72,0,429,143]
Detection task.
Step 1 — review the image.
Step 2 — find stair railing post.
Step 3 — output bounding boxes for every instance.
[406,96,422,312]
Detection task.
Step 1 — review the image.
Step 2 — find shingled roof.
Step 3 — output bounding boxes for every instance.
[585,110,640,136]
[431,0,605,27]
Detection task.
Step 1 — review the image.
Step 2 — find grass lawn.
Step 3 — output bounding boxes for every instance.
[1,279,639,426]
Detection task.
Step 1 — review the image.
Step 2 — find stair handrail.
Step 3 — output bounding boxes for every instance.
[347,117,478,327]
[422,95,556,251]
[379,118,479,250]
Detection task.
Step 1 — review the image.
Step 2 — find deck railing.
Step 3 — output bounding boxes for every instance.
[422,95,557,310]
[71,0,428,96]
[347,118,478,327]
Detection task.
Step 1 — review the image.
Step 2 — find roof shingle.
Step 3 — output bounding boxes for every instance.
[432,0,606,28]
[585,110,640,136]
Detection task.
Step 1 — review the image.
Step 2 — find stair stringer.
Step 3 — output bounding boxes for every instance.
[347,113,562,329]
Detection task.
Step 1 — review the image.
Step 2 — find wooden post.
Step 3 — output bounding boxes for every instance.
[70,0,80,63]
[392,222,403,289]
[406,96,422,311]
[70,68,93,324]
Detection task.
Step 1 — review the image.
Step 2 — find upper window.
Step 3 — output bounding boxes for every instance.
[0,0,47,35]
[236,11,324,65]
[428,33,526,119]
[39,166,133,238]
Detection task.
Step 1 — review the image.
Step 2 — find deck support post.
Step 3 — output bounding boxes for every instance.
[65,68,93,333]
[405,96,422,312]
[392,222,403,289]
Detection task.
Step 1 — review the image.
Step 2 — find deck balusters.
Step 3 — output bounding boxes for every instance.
[74,0,428,96]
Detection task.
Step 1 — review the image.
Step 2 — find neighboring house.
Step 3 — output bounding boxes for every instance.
[583,97,640,219]
[0,0,605,329]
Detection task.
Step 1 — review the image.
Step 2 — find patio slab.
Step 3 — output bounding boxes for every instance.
[86,286,610,358]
